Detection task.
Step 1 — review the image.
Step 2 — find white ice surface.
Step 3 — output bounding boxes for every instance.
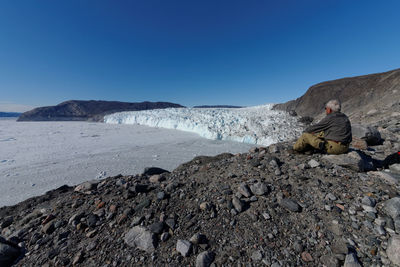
[0,119,254,207]
[105,105,302,146]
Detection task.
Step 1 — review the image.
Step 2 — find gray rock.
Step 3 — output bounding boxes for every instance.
[124,226,156,253]
[143,167,169,176]
[361,196,376,207]
[74,180,98,192]
[369,171,399,185]
[387,235,400,266]
[251,250,263,261]
[280,198,301,212]
[149,222,164,234]
[42,221,55,234]
[190,233,207,244]
[308,159,320,168]
[0,242,21,266]
[157,191,166,200]
[351,124,382,145]
[390,164,400,174]
[176,239,192,257]
[238,183,252,198]
[322,151,375,172]
[1,217,13,229]
[249,182,268,196]
[196,251,215,267]
[383,197,400,219]
[232,197,245,213]
[343,253,361,267]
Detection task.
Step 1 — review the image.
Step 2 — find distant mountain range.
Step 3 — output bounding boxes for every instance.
[0,112,22,117]
[273,68,400,123]
[17,100,185,122]
[193,105,243,108]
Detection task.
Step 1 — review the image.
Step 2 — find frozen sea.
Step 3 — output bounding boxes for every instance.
[0,118,254,207]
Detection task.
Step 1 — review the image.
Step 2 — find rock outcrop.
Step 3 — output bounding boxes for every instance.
[273,68,400,124]
[17,100,184,122]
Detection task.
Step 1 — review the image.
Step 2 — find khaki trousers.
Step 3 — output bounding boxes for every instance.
[293,132,349,155]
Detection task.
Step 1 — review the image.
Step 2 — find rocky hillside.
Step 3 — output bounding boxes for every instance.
[17,100,184,122]
[273,68,400,124]
[1,115,399,266]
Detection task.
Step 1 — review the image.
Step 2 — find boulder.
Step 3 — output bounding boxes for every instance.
[124,226,156,253]
[351,124,382,145]
[383,197,400,219]
[0,240,21,266]
[387,235,400,266]
[322,151,375,172]
[196,251,215,267]
[143,167,169,176]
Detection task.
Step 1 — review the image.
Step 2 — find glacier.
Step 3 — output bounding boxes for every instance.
[104,104,303,146]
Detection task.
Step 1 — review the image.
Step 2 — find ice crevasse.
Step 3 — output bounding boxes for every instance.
[104,104,303,146]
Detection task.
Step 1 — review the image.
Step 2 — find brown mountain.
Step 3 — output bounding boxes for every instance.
[17,100,185,122]
[273,68,400,123]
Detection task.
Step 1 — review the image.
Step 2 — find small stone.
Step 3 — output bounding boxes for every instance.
[326,193,337,201]
[196,251,215,267]
[232,197,244,213]
[200,202,211,211]
[72,251,84,265]
[387,235,400,265]
[361,196,376,207]
[131,216,143,226]
[238,183,252,198]
[251,250,263,261]
[176,239,192,257]
[74,181,98,193]
[86,230,97,238]
[308,159,320,168]
[160,232,169,242]
[293,241,303,253]
[86,241,97,252]
[165,218,176,230]
[301,251,313,262]
[250,182,269,196]
[149,174,162,183]
[383,197,400,219]
[42,221,55,235]
[343,253,361,267]
[280,198,301,212]
[149,222,164,234]
[157,191,166,200]
[190,233,207,244]
[262,212,271,220]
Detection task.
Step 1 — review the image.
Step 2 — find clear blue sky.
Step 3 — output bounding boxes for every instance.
[1,0,399,111]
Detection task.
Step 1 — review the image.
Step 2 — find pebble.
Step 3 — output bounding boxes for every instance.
[176,239,192,257]
[250,182,269,196]
[196,251,215,267]
[238,183,252,198]
[308,159,320,168]
[232,197,244,213]
[280,198,301,212]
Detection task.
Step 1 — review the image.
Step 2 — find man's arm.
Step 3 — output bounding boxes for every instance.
[304,116,332,133]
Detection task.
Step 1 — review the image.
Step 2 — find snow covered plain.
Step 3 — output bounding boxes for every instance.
[105,105,303,146]
[0,119,255,207]
[1,106,303,207]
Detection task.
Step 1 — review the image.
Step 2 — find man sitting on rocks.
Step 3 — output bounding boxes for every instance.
[293,99,352,154]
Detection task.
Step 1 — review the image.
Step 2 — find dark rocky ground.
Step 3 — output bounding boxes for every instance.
[1,114,400,267]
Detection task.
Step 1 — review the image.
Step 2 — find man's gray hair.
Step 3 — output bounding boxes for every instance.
[326,99,341,112]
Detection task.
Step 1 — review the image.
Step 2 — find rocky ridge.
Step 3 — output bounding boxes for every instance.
[273,68,400,124]
[17,100,184,122]
[1,116,400,266]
